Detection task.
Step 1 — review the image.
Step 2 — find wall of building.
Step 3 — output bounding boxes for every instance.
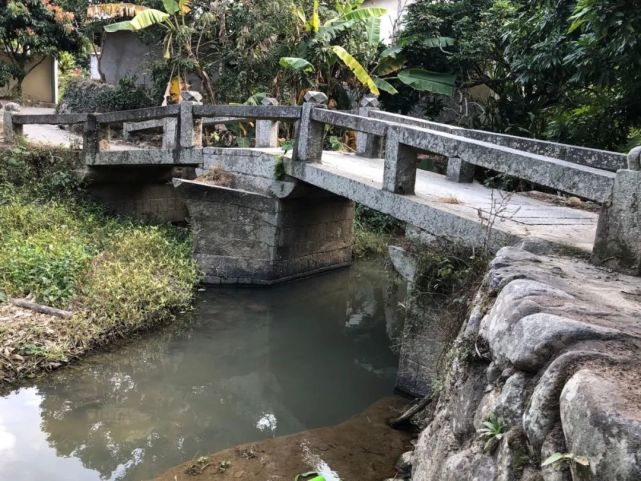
[0,56,58,105]
[99,31,158,87]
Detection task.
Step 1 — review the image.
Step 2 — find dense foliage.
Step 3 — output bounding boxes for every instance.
[0,0,83,95]
[57,77,154,113]
[397,0,641,151]
[0,144,198,384]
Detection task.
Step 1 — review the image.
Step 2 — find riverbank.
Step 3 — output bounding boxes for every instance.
[400,239,641,481]
[151,396,413,481]
[0,144,199,386]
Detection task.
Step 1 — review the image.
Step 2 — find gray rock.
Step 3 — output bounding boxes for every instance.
[560,368,641,481]
[388,245,418,282]
[495,372,528,427]
[303,90,328,104]
[3,102,21,112]
[396,450,414,475]
[441,448,497,481]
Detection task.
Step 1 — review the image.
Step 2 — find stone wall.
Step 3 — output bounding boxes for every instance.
[404,238,641,481]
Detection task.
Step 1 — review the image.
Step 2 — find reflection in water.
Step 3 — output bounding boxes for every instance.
[0,259,405,481]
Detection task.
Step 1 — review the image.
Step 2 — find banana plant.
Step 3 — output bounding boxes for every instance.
[99,0,215,103]
[279,0,387,97]
[279,1,456,100]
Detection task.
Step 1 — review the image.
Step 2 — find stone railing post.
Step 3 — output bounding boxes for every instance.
[294,91,328,163]
[356,95,383,158]
[162,117,179,150]
[383,126,417,195]
[446,156,475,183]
[592,146,641,275]
[179,101,202,149]
[3,111,22,143]
[82,113,99,164]
[255,97,280,148]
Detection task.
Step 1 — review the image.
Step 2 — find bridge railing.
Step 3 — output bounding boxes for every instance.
[293,91,616,203]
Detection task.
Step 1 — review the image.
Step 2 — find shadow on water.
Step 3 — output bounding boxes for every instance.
[0,258,406,481]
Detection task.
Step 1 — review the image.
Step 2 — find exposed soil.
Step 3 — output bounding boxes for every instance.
[150,395,414,481]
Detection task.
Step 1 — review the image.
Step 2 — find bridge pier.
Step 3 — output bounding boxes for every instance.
[174,150,354,284]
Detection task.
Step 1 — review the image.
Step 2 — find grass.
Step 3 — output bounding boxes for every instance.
[353,204,404,258]
[0,144,199,385]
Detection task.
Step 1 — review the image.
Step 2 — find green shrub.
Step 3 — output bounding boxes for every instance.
[353,204,405,257]
[57,77,154,114]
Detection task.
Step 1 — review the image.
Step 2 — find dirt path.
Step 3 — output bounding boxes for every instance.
[150,396,414,481]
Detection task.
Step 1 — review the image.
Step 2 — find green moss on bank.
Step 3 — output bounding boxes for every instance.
[0,144,199,385]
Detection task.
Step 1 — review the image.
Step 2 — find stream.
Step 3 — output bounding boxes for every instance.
[0,259,405,481]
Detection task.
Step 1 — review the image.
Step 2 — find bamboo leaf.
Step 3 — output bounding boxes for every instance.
[331,45,379,96]
[104,8,170,32]
[279,57,315,72]
[374,77,398,95]
[397,68,456,96]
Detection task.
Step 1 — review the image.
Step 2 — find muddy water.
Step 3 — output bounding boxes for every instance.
[0,259,405,481]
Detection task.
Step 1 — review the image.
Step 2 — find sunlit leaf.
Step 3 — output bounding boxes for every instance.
[331,45,379,96]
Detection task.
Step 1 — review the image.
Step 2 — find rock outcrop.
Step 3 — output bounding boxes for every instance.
[410,240,641,481]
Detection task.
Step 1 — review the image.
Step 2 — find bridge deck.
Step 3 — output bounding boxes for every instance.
[285,150,597,251]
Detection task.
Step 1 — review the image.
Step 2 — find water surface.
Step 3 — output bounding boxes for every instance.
[0,259,404,481]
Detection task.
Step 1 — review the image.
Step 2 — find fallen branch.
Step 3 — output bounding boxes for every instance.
[389,395,432,429]
[9,298,73,319]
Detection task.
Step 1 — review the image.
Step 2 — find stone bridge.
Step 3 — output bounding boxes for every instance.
[5,93,641,283]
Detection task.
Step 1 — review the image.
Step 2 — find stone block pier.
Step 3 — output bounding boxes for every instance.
[4,91,641,282]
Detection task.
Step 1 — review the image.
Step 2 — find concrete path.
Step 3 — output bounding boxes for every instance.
[285,150,598,251]
[17,107,140,151]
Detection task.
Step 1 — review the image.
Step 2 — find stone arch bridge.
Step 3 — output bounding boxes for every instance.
[5,92,640,283]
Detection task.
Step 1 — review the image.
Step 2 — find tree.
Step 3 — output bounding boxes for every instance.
[0,0,83,97]
[279,0,456,106]
[398,0,641,151]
